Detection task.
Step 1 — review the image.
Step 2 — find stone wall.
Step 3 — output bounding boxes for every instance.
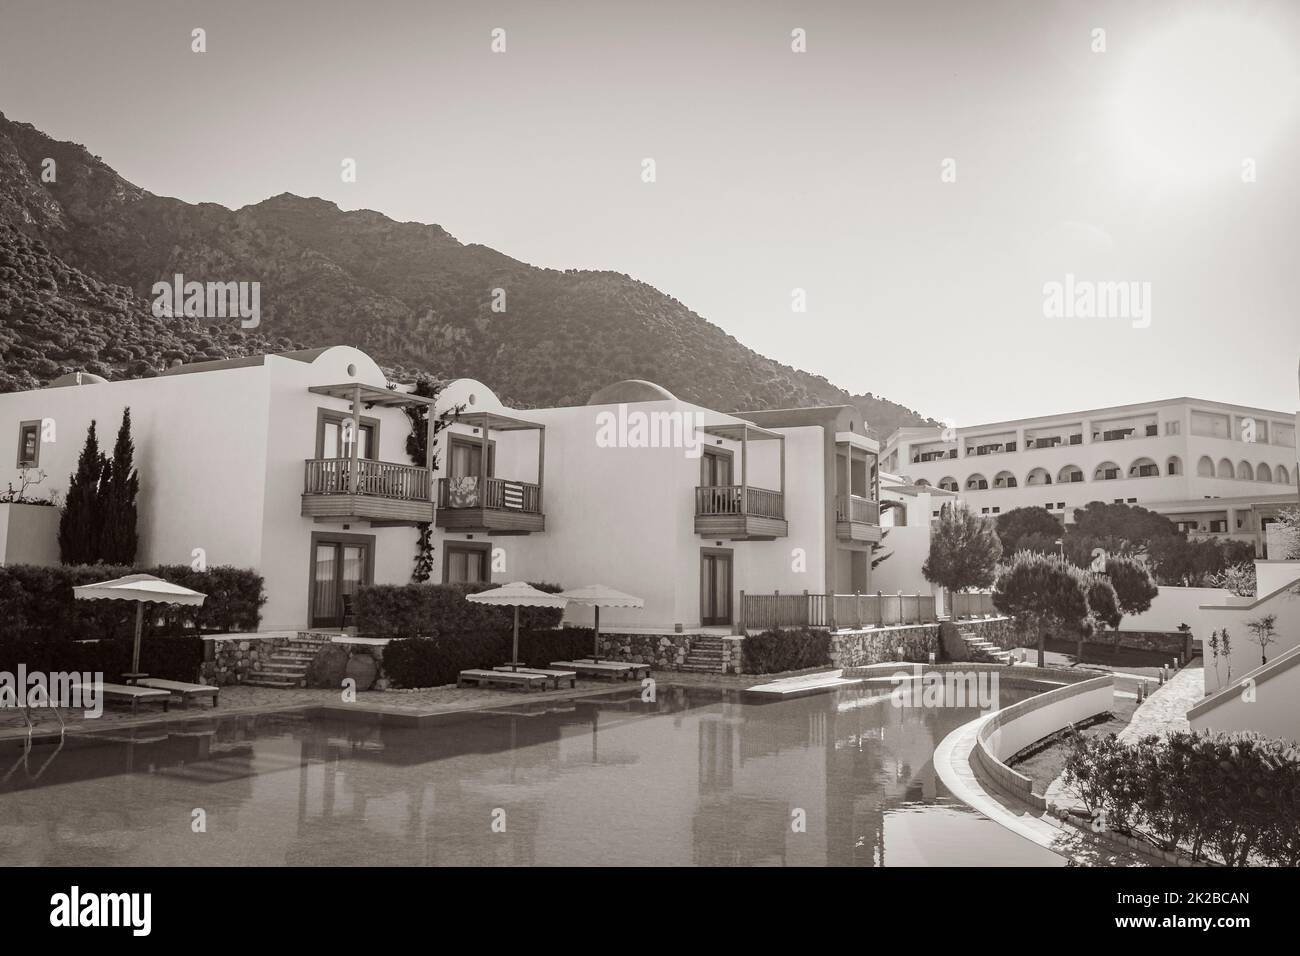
[829,624,941,668]
[596,632,743,674]
[200,635,292,686]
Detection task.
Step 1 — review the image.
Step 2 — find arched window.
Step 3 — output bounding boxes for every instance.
[1217,458,1234,479]
[966,473,988,491]
[915,478,931,488]
[938,477,958,492]
[994,470,1017,488]
[1166,456,1182,476]
[1128,457,1159,478]
[1025,467,1052,486]
[1094,461,1121,481]
[1197,456,1214,477]
[1058,465,1083,484]
[1257,463,1272,482]
[1236,461,1254,481]
[1279,465,1291,485]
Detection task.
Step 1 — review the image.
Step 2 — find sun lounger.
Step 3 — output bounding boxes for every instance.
[549,660,651,681]
[492,666,578,689]
[458,669,551,691]
[135,679,220,708]
[73,682,171,715]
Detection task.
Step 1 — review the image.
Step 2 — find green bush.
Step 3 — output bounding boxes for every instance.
[1063,728,1300,866]
[0,563,262,678]
[382,627,593,688]
[741,627,831,674]
[354,582,565,640]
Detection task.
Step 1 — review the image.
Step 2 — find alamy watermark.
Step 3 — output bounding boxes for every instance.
[151,273,260,328]
[889,665,998,710]
[0,666,103,718]
[1042,273,1151,329]
[594,403,705,459]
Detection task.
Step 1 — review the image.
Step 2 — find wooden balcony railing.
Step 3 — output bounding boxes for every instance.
[951,591,996,619]
[835,494,880,524]
[303,458,431,501]
[694,485,784,519]
[437,476,542,514]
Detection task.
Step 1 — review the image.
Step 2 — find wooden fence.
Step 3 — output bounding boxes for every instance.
[738,591,938,631]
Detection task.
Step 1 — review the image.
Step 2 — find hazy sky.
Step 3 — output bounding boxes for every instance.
[2,0,1298,424]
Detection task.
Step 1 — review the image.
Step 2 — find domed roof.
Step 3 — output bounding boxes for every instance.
[49,371,109,387]
[587,380,677,405]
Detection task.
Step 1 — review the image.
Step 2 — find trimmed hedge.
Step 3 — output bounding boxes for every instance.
[742,627,831,674]
[383,627,594,688]
[0,635,204,682]
[0,563,265,642]
[0,563,263,678]
[354,582,565,640]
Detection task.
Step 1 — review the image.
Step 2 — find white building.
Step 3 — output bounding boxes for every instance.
[429,379,885,632]
[0,349,891,635]
[883,398,1299,554]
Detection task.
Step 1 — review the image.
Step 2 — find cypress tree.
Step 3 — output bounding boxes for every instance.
[58,420,106,564]
[102,408,139,564]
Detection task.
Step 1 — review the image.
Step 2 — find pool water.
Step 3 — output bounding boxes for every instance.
[0,683,1065,866]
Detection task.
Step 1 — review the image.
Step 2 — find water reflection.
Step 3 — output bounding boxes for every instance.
[0,684,1063,866]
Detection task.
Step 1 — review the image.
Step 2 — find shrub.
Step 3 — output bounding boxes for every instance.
[354,582,565,640]
[382,626,593,688]
[741,627,830,674]
[0,563,265,646]
[1062,728,1300,866]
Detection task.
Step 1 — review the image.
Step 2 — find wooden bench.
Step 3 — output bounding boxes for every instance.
[135,679,220,708]
[458,669,551,691]
[550,660,651,681]
[492,666,577,689]
[73,682,171,715]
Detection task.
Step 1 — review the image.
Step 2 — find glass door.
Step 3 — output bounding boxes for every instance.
[701,550,733,626]
[311,540,371,627]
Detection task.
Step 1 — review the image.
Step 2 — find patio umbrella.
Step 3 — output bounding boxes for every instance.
[466,582,569,671]
[73,573,207,676]
[557,585,644,662]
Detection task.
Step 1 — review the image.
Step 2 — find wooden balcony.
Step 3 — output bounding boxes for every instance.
[434,476,545,535]
[835,494,882,542]
[695,485,788,540]
[301,458,433,525]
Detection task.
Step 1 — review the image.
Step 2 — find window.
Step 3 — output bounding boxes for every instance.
[443,541,492,584]
[1164,421,1181,436]
[991,507,1000,514]
[981,507,990,514]
[16,421,40,467]
[1057,502,1065,510]
[316,409,379,460]
[1209,519,1227,533]
[449,434,496,479]
[1127,498,1137,503]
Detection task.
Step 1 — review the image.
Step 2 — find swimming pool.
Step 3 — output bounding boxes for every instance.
[0,682,1065,866]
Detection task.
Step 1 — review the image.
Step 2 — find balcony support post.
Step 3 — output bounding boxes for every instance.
[424,404,435,500]
[349,384,361,495]
[537,424,546,512]
[778,434,785,499]
[479,412,489,529]
[740,424,749,516]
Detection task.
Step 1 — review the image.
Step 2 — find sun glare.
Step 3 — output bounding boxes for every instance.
[1115,11,1299,185]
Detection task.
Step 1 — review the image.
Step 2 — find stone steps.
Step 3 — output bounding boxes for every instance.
[959,630,1013,664]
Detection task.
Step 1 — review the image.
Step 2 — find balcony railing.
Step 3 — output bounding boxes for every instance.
[835,494,879,524]
[437,476,542,514]
[303,458,431,501]
[695,485,784,519]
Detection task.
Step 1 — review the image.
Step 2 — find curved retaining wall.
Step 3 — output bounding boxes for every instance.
[972,675,1115,811]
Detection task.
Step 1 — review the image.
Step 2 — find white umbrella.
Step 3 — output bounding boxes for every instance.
[73,573,207,676]
[557,585,644,662]
[466,582,569,671]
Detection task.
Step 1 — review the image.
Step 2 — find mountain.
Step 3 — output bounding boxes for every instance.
[0,111,935,437]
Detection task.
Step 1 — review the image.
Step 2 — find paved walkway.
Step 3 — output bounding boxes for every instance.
[1118,660,1202,743]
